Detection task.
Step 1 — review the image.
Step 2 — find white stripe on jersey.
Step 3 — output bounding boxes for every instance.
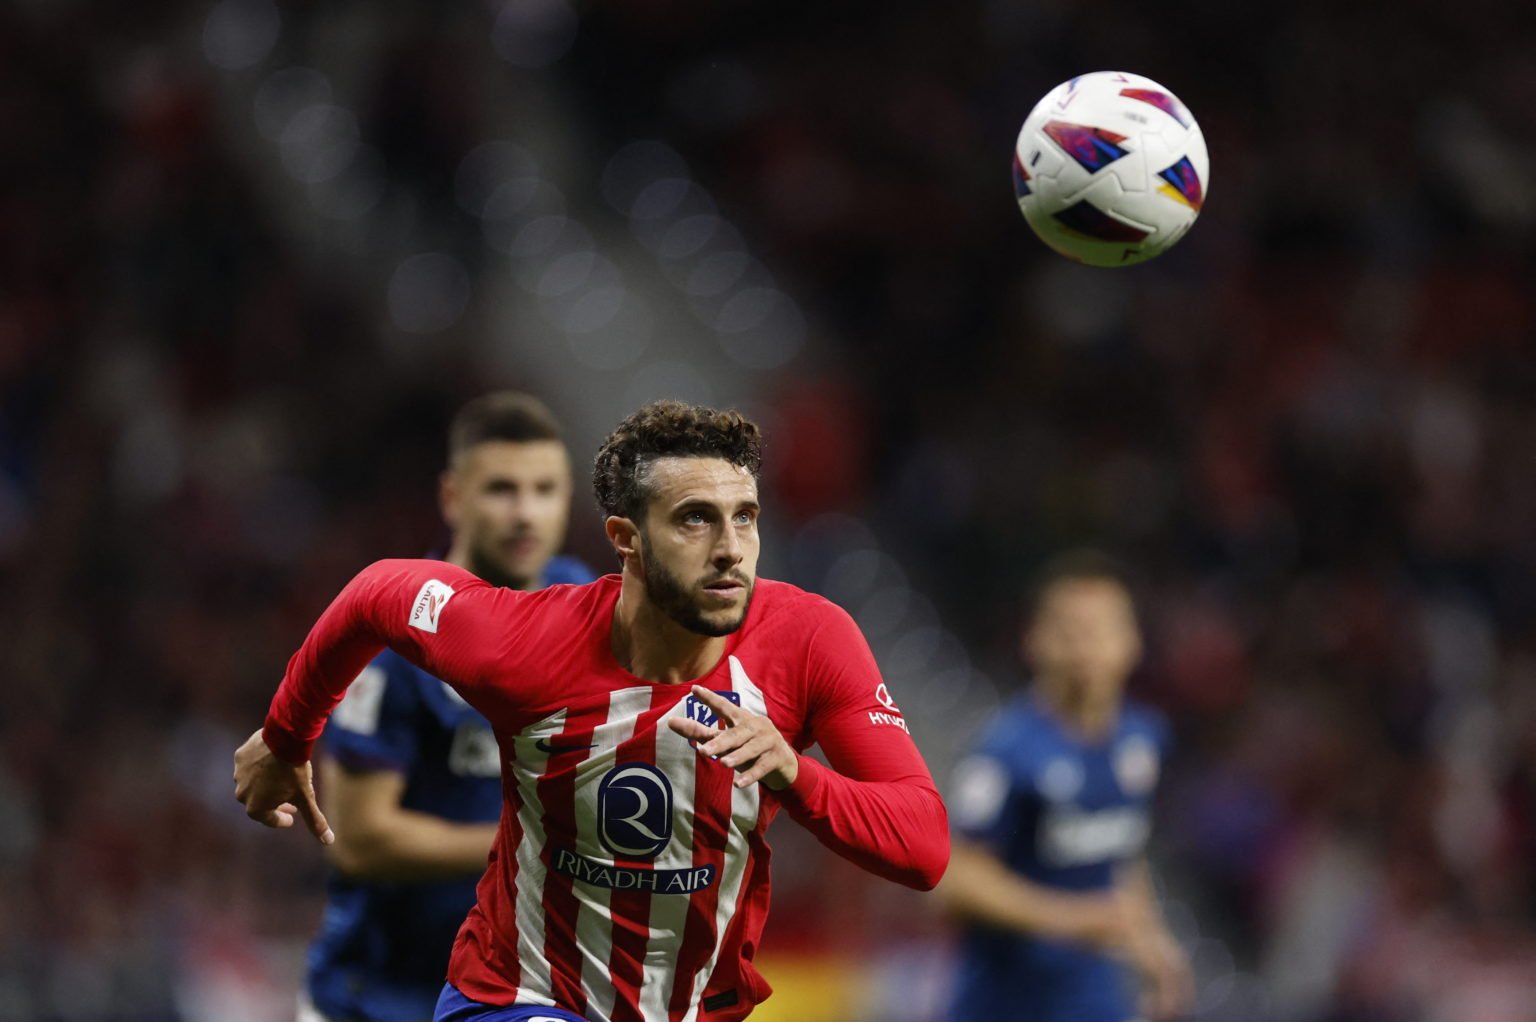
[571,686,654,1022]
[509,708,567,1008]
[679,655,765,1021]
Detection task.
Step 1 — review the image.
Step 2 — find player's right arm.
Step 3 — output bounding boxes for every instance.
[233,559,523,843]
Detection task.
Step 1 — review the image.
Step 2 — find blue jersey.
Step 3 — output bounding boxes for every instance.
[307,556,595,1022]
[946,692,1169,1022]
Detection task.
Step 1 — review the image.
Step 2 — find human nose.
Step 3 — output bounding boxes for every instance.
[504,492,534,526]
[711,522,743,568]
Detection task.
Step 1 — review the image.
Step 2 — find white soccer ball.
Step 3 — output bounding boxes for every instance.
[1013,71,1209,267]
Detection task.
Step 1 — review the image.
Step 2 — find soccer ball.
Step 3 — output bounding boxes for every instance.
[1013,72,1208,267]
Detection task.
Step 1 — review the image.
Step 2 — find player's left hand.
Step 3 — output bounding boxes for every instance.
[668,685,799,791]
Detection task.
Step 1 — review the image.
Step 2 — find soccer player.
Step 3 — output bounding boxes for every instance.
[302,392,596,1022]
[940,553,1194,1022]
[235,400,949,1022]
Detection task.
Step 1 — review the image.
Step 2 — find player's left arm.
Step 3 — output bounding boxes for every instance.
[673,602,949,890]
[1116,858,1195,1019]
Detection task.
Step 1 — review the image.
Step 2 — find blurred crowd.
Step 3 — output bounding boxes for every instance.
[3,0,1535,1020]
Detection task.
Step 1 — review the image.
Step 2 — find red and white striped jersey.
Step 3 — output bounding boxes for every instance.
[264,560,949,1021]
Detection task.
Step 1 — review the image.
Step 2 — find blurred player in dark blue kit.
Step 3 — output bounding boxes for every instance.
[300,393,595,1022]
[940,552,1194,1022]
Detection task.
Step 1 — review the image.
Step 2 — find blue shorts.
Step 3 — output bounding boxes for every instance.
[433,984,586,1022]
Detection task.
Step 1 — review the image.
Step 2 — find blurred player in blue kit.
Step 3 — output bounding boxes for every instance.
[300,393,595,1022]
[940,552,1194,1022]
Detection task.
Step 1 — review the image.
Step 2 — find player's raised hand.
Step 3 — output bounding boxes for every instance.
[669,685,799,791]
[233,729,335,845]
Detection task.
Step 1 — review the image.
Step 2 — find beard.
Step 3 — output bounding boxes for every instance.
[468,539,535,590]
[640,542,754,638]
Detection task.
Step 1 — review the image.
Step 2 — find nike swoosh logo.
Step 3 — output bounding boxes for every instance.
[535,737,595,755]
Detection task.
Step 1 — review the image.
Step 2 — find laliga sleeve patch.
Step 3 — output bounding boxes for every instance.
[408,578,455,633]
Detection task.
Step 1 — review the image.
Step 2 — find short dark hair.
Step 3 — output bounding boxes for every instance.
[1027,549,1138,617]
[448,392,565,464]
[592,400,762,520]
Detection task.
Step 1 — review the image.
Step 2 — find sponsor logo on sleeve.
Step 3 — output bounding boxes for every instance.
[408,579,455,633]
[868,682,909,733]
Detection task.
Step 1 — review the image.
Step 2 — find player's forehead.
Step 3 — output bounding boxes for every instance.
[1036,577,1134,621]
[644,456,758,509]
[458,439,570,480]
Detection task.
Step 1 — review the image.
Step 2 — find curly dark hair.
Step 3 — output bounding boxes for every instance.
[592,400,763,520]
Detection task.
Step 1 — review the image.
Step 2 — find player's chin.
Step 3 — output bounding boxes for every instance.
[690,604,749,637]
[501,550,551,582]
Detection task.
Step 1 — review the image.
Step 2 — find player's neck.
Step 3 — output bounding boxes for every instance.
[1039,681,1118,740]
[611,572,728,684]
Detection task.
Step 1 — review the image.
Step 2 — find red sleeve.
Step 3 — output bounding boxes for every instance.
[771,601,950,890]
[262,559,528,764]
